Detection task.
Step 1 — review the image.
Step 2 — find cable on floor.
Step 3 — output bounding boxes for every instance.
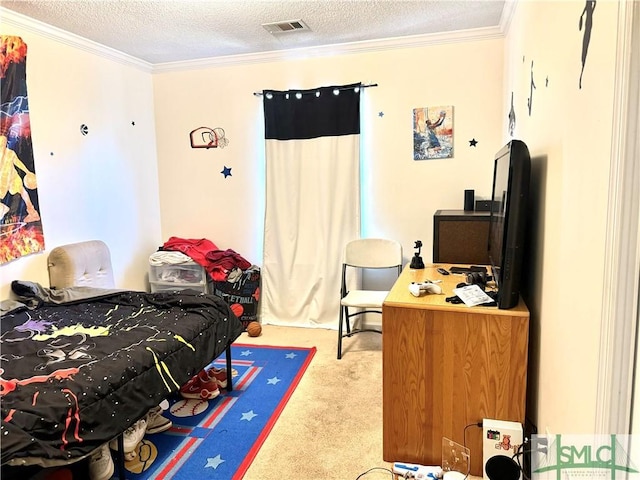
[354,466,395,479]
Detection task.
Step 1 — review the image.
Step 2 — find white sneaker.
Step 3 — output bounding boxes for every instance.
[109,418,147,454]
[89,443,114,480]
[145,405,172,434]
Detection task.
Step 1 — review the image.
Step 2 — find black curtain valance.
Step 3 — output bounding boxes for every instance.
[262,83,361,141]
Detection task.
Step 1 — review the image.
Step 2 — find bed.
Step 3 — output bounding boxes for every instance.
[0,240,244,472]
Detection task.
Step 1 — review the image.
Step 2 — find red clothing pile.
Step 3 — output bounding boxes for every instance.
[162,237,251,281]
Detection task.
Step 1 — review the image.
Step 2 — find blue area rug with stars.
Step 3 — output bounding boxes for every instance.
[120,344,316,480]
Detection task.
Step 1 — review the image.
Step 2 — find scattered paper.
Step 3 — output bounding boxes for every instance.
[452,284,495,307]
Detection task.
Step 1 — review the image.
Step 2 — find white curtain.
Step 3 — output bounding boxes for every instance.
[261,84,361,328]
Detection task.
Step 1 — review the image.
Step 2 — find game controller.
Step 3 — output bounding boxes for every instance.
[409,281,442,296]
[393,462,443,479]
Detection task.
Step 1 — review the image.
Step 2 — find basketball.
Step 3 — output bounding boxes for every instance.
[246,321,262,337]
[23,173,37,190]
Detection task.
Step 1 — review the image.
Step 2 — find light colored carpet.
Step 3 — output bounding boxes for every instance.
[238,325,482,480]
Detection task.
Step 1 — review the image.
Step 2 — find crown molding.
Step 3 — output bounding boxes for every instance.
[499,0,518,36]
[0,7,153,73]
[1,6,504,75]
[152,26,504,73]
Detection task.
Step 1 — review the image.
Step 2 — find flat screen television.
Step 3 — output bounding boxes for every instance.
[487,139,531,309]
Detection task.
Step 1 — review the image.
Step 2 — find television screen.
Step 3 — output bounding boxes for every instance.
[488,140,531,309]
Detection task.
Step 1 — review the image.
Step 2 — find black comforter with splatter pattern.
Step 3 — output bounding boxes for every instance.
[0,282,243,465]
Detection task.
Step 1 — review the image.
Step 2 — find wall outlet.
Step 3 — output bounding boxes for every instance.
[533,432,549,454]
[541,426,553,449]
[528,427,551,476]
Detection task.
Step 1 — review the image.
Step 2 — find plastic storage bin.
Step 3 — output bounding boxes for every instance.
[150,263,204,283]
[149,261,208,293]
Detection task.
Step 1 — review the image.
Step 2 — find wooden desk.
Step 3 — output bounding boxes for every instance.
[382,264,529,476]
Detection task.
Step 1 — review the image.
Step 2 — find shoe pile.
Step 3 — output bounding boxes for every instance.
[88,443,114,480]
[209,367,228,389]
[89,404,171,479]
[180,367,228,400]
[109,417,147,461]
[145,405,172,434]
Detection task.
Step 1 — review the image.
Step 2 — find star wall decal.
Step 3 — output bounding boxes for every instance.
[267,376,281,385]
[285,352,297,359]
[205,455,225,469]
[221,166,232,178]
[378,111,384,117]
[241,410,258,421]
[469,138,478,147]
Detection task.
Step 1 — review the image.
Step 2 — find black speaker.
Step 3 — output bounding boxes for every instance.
[485,455,521,480]
[464,189,474,211]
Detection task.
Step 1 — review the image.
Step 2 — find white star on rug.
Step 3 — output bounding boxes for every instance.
[267,376,281,385]
[241,410,258,421]
[240,349,253,356]
[205,455,225,469]
[285,352,297,359]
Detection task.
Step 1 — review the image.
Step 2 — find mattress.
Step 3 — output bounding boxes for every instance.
[0,281,244,466]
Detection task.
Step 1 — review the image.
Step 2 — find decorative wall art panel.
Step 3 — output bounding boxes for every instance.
[413,105,454,160]
[0,36,45,264]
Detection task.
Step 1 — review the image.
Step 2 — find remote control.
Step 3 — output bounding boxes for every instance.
[409,282,442,296]
[437,267,450,275]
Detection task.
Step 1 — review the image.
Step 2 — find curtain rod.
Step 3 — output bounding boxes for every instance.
[253,83,378,96]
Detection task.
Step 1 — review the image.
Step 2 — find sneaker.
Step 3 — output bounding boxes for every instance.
[180,370,220,400]
[109,418,147,454]
[88,444,114,480]
[206,367,228,389]
[179,372,202,394]
[145,405,172,434]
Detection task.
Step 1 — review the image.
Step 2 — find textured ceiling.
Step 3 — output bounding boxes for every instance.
[1,0,507,64]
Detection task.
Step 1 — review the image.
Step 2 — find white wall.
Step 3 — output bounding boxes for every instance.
[0,16,162,299]
[504,0,620,435]
[152,38,504,268]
